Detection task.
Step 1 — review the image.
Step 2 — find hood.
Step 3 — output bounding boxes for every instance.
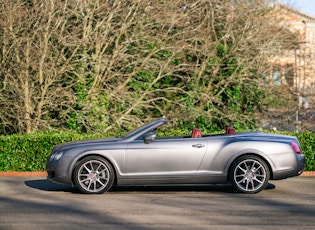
[54,137,122,151]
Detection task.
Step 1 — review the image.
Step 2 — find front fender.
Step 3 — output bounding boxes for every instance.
[67,148,127,181]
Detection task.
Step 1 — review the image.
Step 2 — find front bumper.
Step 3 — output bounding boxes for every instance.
[46,157,73,185]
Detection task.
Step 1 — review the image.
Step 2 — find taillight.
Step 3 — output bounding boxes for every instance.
[291,142,302,154]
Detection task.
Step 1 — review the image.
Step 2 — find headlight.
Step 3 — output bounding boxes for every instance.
[54,151,64,160]
[49,151,64,161]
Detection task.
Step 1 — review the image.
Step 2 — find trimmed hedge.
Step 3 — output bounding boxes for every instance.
[0,130,314,172]
[0,131,104,172]
[294,131,315,171]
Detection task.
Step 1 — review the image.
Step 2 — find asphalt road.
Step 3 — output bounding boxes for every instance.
[0,176,314,230]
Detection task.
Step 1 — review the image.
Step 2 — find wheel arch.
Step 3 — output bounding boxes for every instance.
[71,153,118,186]
[227,153,273,181]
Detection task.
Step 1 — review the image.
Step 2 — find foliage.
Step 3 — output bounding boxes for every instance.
[0,130,314,172]
[295,131,315,171]
[0,0,298,135]
[0,131,104,172]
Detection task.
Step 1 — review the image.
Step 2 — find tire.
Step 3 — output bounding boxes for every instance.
[73,156,114,194]
[229,155,270,194]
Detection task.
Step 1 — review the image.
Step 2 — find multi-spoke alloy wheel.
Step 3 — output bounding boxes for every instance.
[229,155,270,194]
[74,156,114,194]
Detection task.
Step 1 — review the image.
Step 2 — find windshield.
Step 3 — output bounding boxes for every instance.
[122,118,167,140]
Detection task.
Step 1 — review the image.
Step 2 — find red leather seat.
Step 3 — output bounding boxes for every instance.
[191,128,202,138]
[226,127,236,135]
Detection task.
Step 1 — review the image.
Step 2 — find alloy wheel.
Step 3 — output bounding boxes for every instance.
[74,157,114,194]
[230,156,269,193]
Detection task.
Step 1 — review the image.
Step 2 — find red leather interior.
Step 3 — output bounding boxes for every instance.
[226,127,236,135]
[191,128,202,138]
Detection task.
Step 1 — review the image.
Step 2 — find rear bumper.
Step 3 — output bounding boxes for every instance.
[272,154,305,180]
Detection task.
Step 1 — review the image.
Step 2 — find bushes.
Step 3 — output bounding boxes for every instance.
[0,130,314,172]
[295,131,315,171]
[0,132,104,172]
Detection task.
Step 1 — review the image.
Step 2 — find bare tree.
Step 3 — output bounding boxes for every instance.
[0,0,77,133]
[0,0,297,134]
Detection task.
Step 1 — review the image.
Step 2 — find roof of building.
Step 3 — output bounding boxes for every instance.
[276,3,315,23]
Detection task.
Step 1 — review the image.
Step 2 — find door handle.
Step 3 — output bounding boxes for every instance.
[192,144,205,148]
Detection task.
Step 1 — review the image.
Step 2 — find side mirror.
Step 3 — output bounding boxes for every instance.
[143,132,156,144]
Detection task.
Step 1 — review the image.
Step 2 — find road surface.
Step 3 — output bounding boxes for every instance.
[0,176,314,229]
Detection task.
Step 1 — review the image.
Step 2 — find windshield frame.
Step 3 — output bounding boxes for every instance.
[121,118,168,142]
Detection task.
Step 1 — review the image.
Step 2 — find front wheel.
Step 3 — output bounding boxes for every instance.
[229,155,270,194]
[73,156,114,194]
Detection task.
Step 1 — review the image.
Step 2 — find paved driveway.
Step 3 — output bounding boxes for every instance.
[0,176,314,230]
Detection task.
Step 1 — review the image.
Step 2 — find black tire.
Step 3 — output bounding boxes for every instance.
[229,155,270,194]
[73,156,114,194]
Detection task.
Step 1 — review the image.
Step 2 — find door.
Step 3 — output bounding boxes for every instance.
[125,137,207,183]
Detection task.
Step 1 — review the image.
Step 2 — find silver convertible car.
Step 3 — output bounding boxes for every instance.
[47,117,305,194]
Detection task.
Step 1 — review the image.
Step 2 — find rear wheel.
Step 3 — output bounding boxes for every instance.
[73,156,114,194]
[229,155,270,194]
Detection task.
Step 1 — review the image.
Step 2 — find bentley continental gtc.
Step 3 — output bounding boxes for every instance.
[47,117,305,194]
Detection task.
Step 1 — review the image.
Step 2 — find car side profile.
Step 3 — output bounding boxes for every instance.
[47,117,305,194]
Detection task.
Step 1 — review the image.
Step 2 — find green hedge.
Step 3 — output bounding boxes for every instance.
[0,130,314,172]
[0,131,104,172]
[294,131,315,171]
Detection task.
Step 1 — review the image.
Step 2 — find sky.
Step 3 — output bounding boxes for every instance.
[279,0,315,17]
